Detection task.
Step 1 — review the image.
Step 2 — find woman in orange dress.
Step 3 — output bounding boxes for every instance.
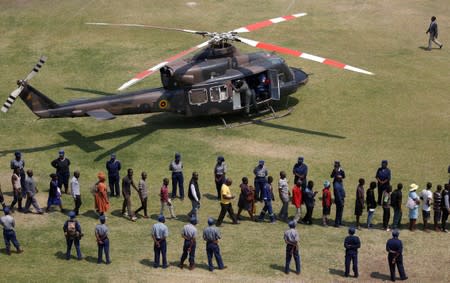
[95,172,110,216]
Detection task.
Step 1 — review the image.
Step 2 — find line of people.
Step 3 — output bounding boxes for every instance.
[5,151,450,234]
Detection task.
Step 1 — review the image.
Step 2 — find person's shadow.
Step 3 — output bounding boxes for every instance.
[329,268,345,277]
[370,271,391,280]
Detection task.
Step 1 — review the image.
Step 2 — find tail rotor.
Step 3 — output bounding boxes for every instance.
[2,55,47,113]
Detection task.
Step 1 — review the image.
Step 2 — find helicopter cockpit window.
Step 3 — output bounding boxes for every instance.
[210,85,228,102]
[189,88,208,105]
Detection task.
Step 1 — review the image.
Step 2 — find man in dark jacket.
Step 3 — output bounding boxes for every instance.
[344,226,360,278]
[386,230,407,281]
[426,16,443,50]
[63,211,83,260]
[187,172,201,218]
[106,153,121,197]
[51,149,71,194]
[334,175,346,227]
[390,183,403,229]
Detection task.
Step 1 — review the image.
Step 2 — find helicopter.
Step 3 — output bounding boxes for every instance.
[2,12,373,123]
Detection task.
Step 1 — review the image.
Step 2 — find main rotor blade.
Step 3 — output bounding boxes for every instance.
[232,12,307,33]
[118,40,212,91]
[86,22,208,36]
[236,36,373,75]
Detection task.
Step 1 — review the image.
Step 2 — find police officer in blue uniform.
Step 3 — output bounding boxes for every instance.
[152,215,169,268]
[253,160,268,201]
[344,226,360,278]
[292,157,308,190]
[284,221,300,275]
[386,230,408,281]
[63,211,83,260]
[169,153,184,199]
[376,160,391,205]
[203,218,225,271]
[106,153,121,197]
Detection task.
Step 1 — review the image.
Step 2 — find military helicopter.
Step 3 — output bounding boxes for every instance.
[2,12,373,123]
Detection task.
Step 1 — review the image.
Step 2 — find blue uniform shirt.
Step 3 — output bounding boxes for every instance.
[344,235,360,254]
[386,238,403,254]
[376,167,391,182]
[106,159,121,177]
[293,163,308,177]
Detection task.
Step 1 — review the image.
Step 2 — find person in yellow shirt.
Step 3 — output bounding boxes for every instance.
[216,178,239,226]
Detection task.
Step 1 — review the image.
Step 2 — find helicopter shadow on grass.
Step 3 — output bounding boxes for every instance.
[0,96,344,160]
[0,112,217,160]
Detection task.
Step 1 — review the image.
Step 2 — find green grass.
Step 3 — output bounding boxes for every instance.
[0,0,449,282]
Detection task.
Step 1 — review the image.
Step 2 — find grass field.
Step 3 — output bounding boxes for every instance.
[0,0,449,282]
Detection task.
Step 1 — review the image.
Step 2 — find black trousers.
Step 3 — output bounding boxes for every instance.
[74,195,82,215]
[217,203,237,225]
[383,207,391,229]
[345,252,358,277]
[388,253,407,280]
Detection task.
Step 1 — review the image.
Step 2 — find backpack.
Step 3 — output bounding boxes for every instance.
[67,221,78,238]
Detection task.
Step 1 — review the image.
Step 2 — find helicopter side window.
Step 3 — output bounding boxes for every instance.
[189,88,208,105]
[210,85,228,102]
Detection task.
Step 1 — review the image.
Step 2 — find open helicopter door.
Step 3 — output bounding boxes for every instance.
[268,69,280,101]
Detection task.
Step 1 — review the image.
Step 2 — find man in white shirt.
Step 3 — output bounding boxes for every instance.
[70,171,82,215]
[420,182,433,231]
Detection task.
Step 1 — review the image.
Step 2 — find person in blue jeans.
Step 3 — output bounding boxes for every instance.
[95,215,111,264]
[257,176,276,223]
[366,181,377,229]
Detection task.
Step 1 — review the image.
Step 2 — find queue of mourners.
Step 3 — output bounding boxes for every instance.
[1,150,449,280]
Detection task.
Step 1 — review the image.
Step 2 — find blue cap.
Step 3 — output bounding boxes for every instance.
[158,215,166,222]
[207,217,215,226]
[68,211,76,219]
[382,160,388,164]
[99,215,106,222]
[258,160,264,165]
[298,156,304,162]
[14,151,21,156]
[217,156,224,162]
[59,149,65,155]
[348,226,356,235]
[3,207,10,214]
[190,216,197,225]
[175,152,181,158]
[392,229,399,237]
[111,153,116,158]
[288,221,296,228]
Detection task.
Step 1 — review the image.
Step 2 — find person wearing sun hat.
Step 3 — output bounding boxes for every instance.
[407,183,420,231]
